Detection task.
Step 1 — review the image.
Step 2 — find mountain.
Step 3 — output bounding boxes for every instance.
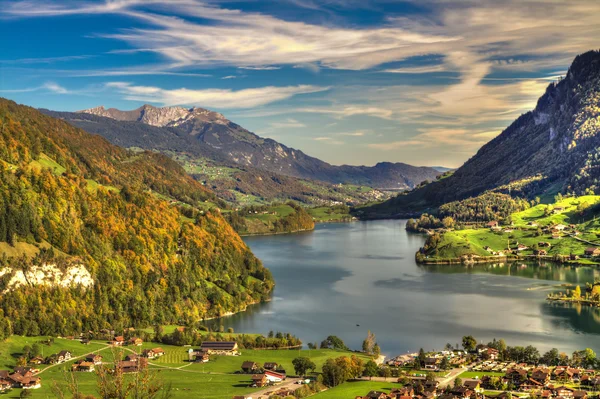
[76,105,441,190]
[0,98,273,336]
[40,110,391,206]
[361,50,600,218]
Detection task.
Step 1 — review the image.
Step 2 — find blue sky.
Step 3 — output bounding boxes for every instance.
[1,0,599,167]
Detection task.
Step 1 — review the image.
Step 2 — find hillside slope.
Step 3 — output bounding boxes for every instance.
[43,110,391,206]
[74,105,441,189]
[362,50,600,218]
[0,98,273,336]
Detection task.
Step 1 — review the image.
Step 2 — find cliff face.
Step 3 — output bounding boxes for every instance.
[362,50,600,217]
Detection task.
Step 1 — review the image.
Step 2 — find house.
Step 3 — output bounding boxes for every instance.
[573,391,588,399]
[115,359,147,374]
[539,242,551,247]
[555,224,567,231]
[531,368,550,384]
[535,249,548,256]
[188,348,210,362]
[57,350,72,363]
[553,367,575,381]
[0,379,11,391]
[553,386,575,398]
[424,357,439,370]
[263,362,278,370]
[85,354,103,365]
[72,361,95,372]
[242,361,258,373]
[520,379,544,391]
[584,248,600,257]
[232,396,253,399]
[529,222,539,227]
[29,356,44,365]
[486,348,499,360]
[143,348,165,359]
[125,354,139,362]
[200,341,239,356]
[361,392,389,399]
[517,244,528,251]
[552,232,562,239]
[129,337,143,346]
[553,207,565,214]
[464,380,482,392]
[264,370,286,383]
[487,221,499,228]
[112,336,125,346]
[505,368,528,383]
[251,374,267,387]
[6,369,41,389]
[81,338,90,345]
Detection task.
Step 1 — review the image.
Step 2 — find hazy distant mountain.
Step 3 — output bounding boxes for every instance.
[76,104,441,190]
[361,50,600,217]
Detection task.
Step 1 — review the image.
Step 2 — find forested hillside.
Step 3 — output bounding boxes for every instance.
[0,98,273,337]
[361,50,600,218]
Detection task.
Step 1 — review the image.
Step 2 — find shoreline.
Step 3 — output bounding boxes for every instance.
[201,298,271,321]
[239,218,358,237]
[417,254,599,266]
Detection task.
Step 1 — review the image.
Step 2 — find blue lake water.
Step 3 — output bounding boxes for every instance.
[212,220,600,356]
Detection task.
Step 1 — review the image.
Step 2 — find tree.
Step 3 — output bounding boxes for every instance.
[363,360,379,380]
[362,331,376,355]
[541,348,559,366]
[321,356,364,387]
[439,357,450,371]
[442,216,455,229]
[380,367,392,381]
[462,335,477,352]
[573,285,582,300]
[454,377,463,388]
[31,343,42,358]
[444,343,454,351]
[320,336,348,350]
[292,357,316,376]
[373,343,381,358]
[416,348,426,369]
[426,372,437,382]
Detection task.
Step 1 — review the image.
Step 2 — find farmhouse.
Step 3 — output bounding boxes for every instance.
[264,362,278,370]
[143,348,165,359]
[200,341,239,356]
[129,337,143,346]
[112,336,125,346]
[85,354,103,365]
[531,368,550,384]
[242,361,259,373]
[57,350,72,363]
[584,248,600,257]
[265,370,286,383]
[251,373,267,387]
[487,221,499,228]
[72,361,95,372]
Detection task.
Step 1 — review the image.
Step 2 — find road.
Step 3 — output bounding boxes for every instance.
[436,367,465,388]
[249,377,302,398]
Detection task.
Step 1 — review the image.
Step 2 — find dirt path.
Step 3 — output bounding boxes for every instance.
[249,378,302,398]
[37,341,112,375]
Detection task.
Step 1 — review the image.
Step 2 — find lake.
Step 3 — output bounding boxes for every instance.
[213,220,600,356]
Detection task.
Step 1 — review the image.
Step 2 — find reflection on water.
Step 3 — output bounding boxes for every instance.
[212,220,600,355]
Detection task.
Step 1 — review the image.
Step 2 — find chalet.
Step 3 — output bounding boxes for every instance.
[531,368,550,384]
[188,348,210,362]
[449,386,473,399]
[264,370,286,383]
[505,368,528,383]
[553,386,575,398]
[29,356,44,365]
[424,357,439,370]
[553,207,565,214]
[129,337,143,346]
[85,354,103,365]
[143,348,165,359]
[200,341,239,356]
[112,336,125,346]
[81,338,90,345]
[464,380,482,392]
[574,391,588,399]
[72,361,95,372]
[487,221,500,229]
[0,379,10,391]
[263,362,278,370]
[555,224,567,231]
[57,350,72,363]
[6,369,41,389]
[584,248,600,257]
[232,396,253,399]
[517,244,528,251]
[116,359,147,374]
[251,373,267,387]
[535,249,548,256]
[552,233,562,239]
[361,392,389,399]
[394,385,415,397]
[553,367,575,381]
[125,354,139,362]
[581,376,600,387]
[242,361,259,373]
[484,246,492,252]
[486,348,499,360]
[520,379,544,391]
[504,228,515,233]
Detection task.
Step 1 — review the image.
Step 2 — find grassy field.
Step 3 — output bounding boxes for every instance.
[29,153,66,175]
[458,371,505,379]
[426,195,600,262]
[0,335,372,399]
[310,380,401,398]
[308,206,353,222]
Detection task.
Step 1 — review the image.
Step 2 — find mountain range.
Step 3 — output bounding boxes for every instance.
[361,50,600,218]
[68,104,441,190]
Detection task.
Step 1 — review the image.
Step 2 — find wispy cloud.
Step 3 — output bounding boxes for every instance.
[270,118,306,129]
[105,82,330,109]
[0,81,69,94]
[313,136,343,145]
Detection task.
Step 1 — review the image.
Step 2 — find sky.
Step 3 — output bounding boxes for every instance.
[1,1,599,168]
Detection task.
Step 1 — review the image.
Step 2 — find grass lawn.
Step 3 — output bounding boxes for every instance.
[310,380,401,398]
[185,349,371,375]
[29,153,66,175]
[0,336,108,369]
[308,207,353,222]
[458,371,505,379]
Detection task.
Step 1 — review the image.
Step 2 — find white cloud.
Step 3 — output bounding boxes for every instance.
[270,118,306,129]
[0,81,69,94]
[313,136,343,145]
[105,82,330,109]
